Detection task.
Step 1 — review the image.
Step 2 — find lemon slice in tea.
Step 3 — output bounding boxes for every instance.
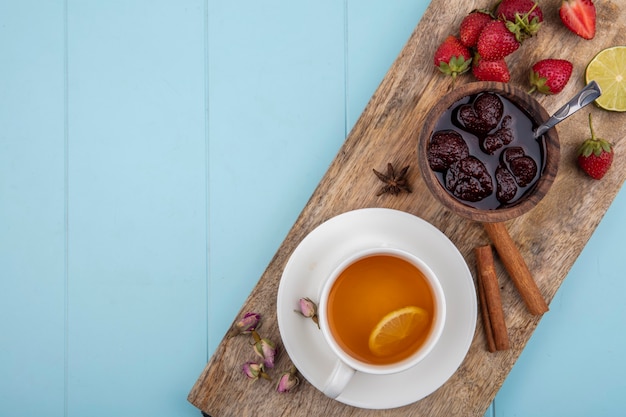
[585,46,626,112]
[368,306,429,357]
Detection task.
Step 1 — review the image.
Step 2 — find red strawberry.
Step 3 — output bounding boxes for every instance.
[472,55,510,83]
[559,0,596,40]
[528,59,573,94]
[496,0,543,38]
[477,20,520,61]
[577,114,613,180]
[459,11,493,48]
[433,35,472,79]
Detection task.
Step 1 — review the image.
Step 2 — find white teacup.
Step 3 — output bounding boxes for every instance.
[317,247,446,398]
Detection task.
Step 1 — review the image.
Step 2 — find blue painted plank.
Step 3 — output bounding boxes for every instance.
[493,186,626,417]
[3,0,624,415]
[207,1,346,353]
[65,1,207,415]
[0,1,66,415]
[346,0,430,131]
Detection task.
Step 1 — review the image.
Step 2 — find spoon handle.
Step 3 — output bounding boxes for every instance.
[534,80,602,138]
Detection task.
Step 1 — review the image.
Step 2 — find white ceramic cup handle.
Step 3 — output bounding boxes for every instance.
[322,359,356,399]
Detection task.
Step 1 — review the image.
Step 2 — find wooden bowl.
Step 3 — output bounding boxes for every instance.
[417,82,559,223]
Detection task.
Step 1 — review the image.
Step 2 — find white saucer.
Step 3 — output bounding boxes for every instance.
[276,208,477,409]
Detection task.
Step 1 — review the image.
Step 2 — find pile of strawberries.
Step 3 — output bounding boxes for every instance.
[434,0,596,93]
[434,0,613,179]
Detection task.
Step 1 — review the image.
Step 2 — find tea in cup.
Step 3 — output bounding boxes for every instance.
[317,247,446,398]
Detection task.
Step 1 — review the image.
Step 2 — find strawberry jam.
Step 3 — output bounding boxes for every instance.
[426,92,546,210]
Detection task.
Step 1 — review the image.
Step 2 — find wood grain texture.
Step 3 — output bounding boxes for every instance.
[189,0,626,415]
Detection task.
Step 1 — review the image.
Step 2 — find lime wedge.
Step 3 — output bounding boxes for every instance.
[585,46,626,112]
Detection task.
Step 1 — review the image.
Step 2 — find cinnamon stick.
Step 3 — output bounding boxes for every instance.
[476,271,496,353]
[475,245,510,351]
[483,222,549,315]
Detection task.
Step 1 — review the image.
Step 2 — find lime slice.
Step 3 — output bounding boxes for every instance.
[368,306,429,357]
[585,46,626,112]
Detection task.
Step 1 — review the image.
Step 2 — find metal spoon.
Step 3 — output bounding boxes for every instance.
[533,80,602,138]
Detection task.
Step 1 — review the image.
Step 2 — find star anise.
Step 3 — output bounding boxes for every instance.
[372,163,412,196]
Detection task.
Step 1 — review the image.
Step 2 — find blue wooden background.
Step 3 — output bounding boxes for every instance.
[1,1,624,416]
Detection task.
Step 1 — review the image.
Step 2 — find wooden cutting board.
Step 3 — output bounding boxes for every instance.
[189,0,626,415]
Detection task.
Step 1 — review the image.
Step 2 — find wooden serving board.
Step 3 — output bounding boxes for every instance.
[189,0,626,415]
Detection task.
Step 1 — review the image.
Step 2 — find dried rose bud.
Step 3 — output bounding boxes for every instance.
[295,297,320,328]
[298,297,316,318]
[252,331,277,369]
[228,312,261,337]
[242,361,270,381]
[276,365,300,393]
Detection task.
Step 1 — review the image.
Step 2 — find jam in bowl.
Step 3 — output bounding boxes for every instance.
[417,82,560,223]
